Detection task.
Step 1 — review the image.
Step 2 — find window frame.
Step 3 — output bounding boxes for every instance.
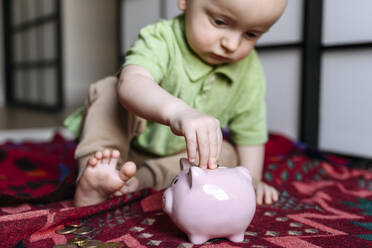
[3,0,64,111]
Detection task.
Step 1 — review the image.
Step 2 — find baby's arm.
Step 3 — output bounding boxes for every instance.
[118,65,222,169]
[237,144,278,205]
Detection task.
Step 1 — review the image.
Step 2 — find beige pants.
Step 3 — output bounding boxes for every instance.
[75,76,238,190]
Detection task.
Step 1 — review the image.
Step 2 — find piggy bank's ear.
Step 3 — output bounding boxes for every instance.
[237,166,252,182]
[189,166,204,188]
[180,158,194,171]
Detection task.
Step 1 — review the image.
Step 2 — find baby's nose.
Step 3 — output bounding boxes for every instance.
[221,35,240,53]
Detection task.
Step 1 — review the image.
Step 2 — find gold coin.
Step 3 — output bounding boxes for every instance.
[68,236,89,246]
[73,226,94,235]
[53,244,78,248]
[81,240,103,248]
[66,222,83,228]
[104,242,125,248]
[55,226,78,235]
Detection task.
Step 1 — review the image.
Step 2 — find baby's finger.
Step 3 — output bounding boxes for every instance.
[185,130,197,163]
[197,130,209,169]
[208,129,218,169]
[256,184,263,205]
[271,187,279,202]
[216,128,222,163]
[264,186,272,205]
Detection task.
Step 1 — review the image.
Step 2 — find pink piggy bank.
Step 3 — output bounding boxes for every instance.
[162,158,256,244]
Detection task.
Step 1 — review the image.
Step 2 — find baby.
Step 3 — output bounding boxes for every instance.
[70,0,288,207]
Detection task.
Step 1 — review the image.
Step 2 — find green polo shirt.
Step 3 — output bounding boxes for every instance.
[122,14,267,156]
[64,14,267,155]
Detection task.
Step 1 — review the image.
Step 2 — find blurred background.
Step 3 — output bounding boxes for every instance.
[0,0,371,164]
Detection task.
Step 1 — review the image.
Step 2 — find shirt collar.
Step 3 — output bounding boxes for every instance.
[173,15,244,84]
[215,62,241,84]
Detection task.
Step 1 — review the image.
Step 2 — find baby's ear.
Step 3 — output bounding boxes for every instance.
[177,0,187,11]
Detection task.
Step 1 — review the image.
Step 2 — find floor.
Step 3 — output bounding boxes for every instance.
[0,106,77,142]
[0,106,76,129]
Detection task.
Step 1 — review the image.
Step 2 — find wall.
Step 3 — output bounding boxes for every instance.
[318,0,372,158]
[62,0,118,107]
[260,50,301,140]
[120,0,181,55]
[257,0,304,140]
[164,0,181,19]
[319,50,372,158]
[0,0,4,107]
[121,0,161,54]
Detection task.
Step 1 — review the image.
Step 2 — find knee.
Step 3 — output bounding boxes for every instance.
[219,141,238,167]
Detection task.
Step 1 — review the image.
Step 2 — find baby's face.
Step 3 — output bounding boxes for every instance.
[178,0,287,65]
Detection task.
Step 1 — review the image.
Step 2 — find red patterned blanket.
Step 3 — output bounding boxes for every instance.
[0,134,371,248]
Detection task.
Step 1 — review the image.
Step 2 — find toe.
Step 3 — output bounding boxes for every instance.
[102,149,110,165]
[115,177,139,195]
[117,186,128,195]
[109,150,120,168]
[112,190,123,197]
[87,157,98,167]
[119,161,136,181]
[127,177,139,192]
[112,150,120,158]
[94,151,103,164]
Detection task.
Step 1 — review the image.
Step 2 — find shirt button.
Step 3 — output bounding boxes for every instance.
[210,75,215,82]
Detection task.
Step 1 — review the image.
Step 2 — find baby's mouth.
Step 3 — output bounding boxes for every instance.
[210,53,229,62]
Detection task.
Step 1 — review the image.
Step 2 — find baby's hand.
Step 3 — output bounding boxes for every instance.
[254,181,279,205]
[168,108,222,169]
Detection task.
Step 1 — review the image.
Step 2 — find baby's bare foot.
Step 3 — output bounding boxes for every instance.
[74,149,138,207]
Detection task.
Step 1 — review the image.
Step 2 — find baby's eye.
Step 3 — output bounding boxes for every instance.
[212,17,226,26]
[245,32,258,39]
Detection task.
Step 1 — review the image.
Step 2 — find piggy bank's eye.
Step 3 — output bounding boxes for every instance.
[170,176,178,185]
